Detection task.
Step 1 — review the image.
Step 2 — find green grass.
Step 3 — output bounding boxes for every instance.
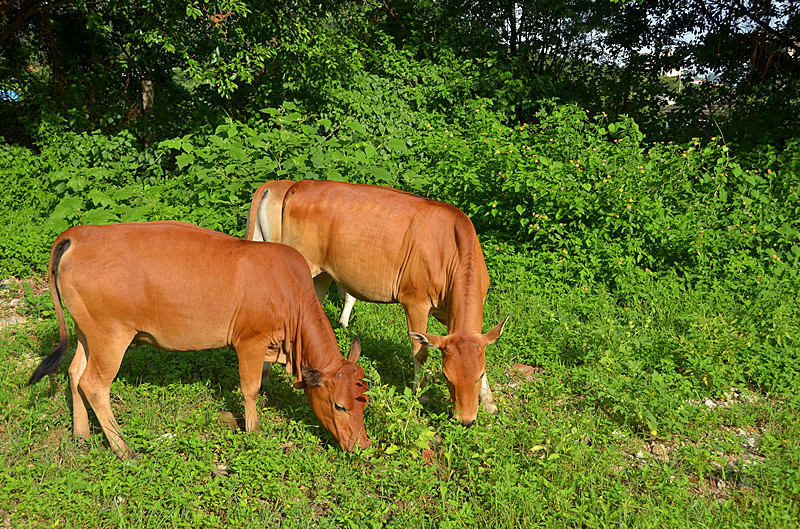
[1,270,799,528]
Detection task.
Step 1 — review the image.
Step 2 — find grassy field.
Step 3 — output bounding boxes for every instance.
[1,264,798,528]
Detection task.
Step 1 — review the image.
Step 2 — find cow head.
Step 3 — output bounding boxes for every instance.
[302,338,370,451]
[410,317,508,425]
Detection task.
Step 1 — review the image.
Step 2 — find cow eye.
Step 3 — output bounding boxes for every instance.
[334,403,346,412]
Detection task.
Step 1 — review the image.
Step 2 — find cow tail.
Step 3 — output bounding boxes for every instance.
[28,238,72,386]
[245,182,269,241]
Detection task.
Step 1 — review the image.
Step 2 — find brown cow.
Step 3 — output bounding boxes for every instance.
[247,180,507,426]
[28,221,369,460]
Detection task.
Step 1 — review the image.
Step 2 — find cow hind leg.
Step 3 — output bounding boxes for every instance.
[312,273,334,305]
[339,291,356,328]
[78,332,134,460]
[68,329,90,441]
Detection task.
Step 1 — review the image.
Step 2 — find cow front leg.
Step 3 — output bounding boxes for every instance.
[480,372,498,415]
[403,305,431,404]
[237,345,264,433]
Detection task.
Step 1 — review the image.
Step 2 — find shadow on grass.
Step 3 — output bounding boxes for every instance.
[24,299,456,447]
[26,341,309,443]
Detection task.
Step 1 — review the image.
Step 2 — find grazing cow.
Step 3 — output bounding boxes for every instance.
[28,221,369,460]
[247,180,508,426]
[246,180,357,328]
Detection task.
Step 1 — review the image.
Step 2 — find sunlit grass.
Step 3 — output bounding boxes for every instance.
[1,266,798,528]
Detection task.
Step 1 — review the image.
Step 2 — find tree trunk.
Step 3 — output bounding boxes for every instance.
[508,0,518,55]
[142,79,154,114]
[141,79,154,147]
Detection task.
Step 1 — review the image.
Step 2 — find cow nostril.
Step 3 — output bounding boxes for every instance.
[461,419,476,428]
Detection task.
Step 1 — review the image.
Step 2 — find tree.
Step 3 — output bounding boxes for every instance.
[0,0,365,141]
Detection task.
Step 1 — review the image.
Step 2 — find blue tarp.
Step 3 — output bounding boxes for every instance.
[0,90,20,101]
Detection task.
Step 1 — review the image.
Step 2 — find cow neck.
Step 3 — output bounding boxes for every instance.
[293,298,340,374]
[444,243,487,336]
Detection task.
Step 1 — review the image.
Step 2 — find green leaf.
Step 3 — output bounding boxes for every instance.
[112,185,140,202]
[310,148,326,169]
[363,166,392,183]
[326,171,346,182]
[344,121,366,135]
[413,437,431,450]
[176,152,195,169]
[87,189,116,208]
[387,138,408,154]
[159,138,183,150]
[50,196,84,218]
[82,208,120,225]
[228,146,248,162]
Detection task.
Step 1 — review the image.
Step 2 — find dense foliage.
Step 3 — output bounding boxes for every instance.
[2,97,798,397]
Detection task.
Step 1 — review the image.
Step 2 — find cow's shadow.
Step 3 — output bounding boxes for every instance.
[27,341,317,446]
[115,343,261,423]
[26,297,455,450]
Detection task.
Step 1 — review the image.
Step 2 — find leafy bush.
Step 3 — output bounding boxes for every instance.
[413,102,800,292]
[2,100,798,426]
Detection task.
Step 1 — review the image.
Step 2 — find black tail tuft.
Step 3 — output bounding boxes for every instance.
[28,337,70,385]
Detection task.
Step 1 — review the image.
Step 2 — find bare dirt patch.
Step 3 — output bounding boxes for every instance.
[0,276,48,330]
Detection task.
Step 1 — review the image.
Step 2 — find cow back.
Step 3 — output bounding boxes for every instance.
[56,221,316,353]
[281,181,490,332]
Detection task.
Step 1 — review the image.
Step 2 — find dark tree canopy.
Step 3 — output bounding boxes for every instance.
[1,0,797,148]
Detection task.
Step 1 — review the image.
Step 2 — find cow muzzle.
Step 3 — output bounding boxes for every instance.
[342,431,370,451]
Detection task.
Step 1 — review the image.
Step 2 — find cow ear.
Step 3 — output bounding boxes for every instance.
[301,366,325,388]
[347,337,362,363]
[482,315,510,346]
[409,332,445,349]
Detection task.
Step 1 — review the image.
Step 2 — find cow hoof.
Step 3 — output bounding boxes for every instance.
[483,402,498,415]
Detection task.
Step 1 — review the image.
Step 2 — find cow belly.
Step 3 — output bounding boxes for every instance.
[329,275,397,304]
[298,238,414,304]
[133,325,229,352]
